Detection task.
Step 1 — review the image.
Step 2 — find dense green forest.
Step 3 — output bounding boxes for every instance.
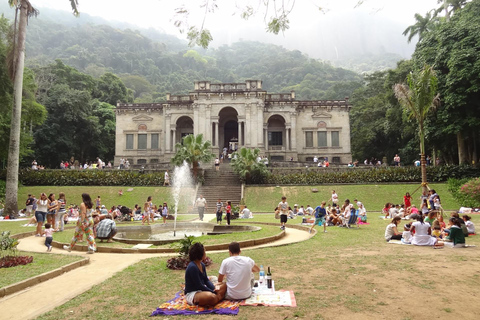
[0,0,478,169]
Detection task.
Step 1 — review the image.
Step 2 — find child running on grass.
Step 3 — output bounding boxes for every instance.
[310,201,327,233]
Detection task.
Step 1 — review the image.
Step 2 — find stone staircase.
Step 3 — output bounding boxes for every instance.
[197,164,242,208]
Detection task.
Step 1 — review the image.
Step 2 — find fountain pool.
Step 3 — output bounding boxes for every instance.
[113,222,261,245]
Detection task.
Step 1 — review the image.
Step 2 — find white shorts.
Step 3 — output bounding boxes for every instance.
[26,205,33,214]
[185,291,202,305]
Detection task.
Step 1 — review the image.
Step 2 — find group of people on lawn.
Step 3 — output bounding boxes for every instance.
[275,191,367,232]
[385,209,475,248]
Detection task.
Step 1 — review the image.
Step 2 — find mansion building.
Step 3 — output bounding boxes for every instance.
[115,80,352,166]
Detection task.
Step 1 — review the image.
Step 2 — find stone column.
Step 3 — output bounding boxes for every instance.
[172,128,176,148]
[215,121,219,147]
[264,126,269,151]
[238,121,243,147]
[165,115,171,152]
[286,127,291,151]
[290,113,297,151]
[193,103,199,135]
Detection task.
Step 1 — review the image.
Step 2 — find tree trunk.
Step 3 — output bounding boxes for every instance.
[457,131,467,164]
[421,153,428,195]
[473,133,478,166]
[4,1,28,217]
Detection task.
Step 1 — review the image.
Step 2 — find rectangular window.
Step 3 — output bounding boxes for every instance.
[331,131,340,147]
[126,134,134,150]
[305,131,313,147]
[268,131,283,146]
[151,134,159,149]
[332,157,341,164]
[138,134,147,149]
[317,131,327,147]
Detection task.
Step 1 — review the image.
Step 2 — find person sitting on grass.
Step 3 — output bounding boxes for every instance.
[402,223,413,244]
[385,216,403,242]
[463,215,475,235]
[444,217,466,248]
[184,243,226,307]
[411,215,443,247]
[358,203,367,223]
[310,201,327,233]
[96,215,117,243]
[218,242,259,300]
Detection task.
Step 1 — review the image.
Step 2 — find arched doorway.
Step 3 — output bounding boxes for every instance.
[176,116,193,145]
[218,107,239,151]
[267,115,286,150]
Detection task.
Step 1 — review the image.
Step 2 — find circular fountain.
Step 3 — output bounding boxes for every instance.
[113,222,261,245]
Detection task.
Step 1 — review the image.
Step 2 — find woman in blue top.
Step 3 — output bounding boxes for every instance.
[184,243,226,306]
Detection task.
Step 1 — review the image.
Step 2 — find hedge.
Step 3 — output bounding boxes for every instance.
[0,169,165,186]
[0,165,479,187]
[255,165,480,185]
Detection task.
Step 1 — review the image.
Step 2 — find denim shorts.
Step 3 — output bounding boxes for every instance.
[35,211,47,223]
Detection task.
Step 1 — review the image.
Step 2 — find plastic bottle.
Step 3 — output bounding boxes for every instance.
[259,265,265,286]
[266,266,272,289]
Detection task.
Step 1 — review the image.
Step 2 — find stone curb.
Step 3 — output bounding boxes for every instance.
[51,224,296,254]
[0,257,90,298]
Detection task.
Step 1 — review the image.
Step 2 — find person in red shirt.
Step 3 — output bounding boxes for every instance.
[225,201,232,226]
[404,192,412,209]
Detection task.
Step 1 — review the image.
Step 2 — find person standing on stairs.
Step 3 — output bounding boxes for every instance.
[215,157,220,171]
[195,195,207,221]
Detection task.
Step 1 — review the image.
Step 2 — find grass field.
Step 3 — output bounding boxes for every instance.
[16,183,458,215]
[16,186,178,212]
[34,213,480,320]
[0,252,83,288]
[245,183,459,212]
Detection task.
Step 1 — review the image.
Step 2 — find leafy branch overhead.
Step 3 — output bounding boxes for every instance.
[173,0,356,48]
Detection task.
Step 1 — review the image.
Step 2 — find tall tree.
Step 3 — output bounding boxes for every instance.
[171,134,214,178]
[4,0,78,216]
[394,65,440,194]
[414,0,480,164]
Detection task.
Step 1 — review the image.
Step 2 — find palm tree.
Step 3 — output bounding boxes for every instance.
[402,11,437,43]
[231,147,269,183]
[435,0,468,21]
[171,134,214,178]
[4,0,78,217]
[394,65,440,194]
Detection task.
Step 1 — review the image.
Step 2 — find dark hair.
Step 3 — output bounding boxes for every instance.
[228,201,232,205]
[45,223,51,229]
[463,215,471,221]
[281,196,286,200]
[48,193,55,201]
[451,212,460,218]
[82,193,93,209]
[392,216,402,225]
[415,215,424,223]
[189,242,205,261]
[147,196,152,202]
[449,217,461,228]
[228,242,241,254]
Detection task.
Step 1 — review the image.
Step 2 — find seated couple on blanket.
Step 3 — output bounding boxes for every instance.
[184,242,260,307]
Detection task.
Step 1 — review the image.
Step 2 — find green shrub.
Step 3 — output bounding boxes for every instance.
[3,169,165,186]
[457,178,480,208]
[257,165,480,185]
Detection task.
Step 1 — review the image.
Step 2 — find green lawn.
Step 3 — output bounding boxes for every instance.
[36,213,480,320]
[0,252,83,288]
[245,183,459,212]
[17,186,180,212]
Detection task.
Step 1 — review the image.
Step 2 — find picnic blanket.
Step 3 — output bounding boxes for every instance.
[241,290,296,307]
[150,290,240,316]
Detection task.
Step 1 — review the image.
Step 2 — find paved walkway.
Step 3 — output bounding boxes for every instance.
[0,219,311,320]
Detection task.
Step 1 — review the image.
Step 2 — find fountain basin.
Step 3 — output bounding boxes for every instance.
[113,222,261,245]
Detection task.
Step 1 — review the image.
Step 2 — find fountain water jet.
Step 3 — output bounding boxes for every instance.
[172,161,195,237]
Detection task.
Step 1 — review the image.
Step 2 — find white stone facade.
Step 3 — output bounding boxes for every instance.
[115,80,352,166]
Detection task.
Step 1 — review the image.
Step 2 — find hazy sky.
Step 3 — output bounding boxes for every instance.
[37,0,441,59]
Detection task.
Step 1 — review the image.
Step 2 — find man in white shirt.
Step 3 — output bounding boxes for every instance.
[218,242,260,300]
[195,195,207,221]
